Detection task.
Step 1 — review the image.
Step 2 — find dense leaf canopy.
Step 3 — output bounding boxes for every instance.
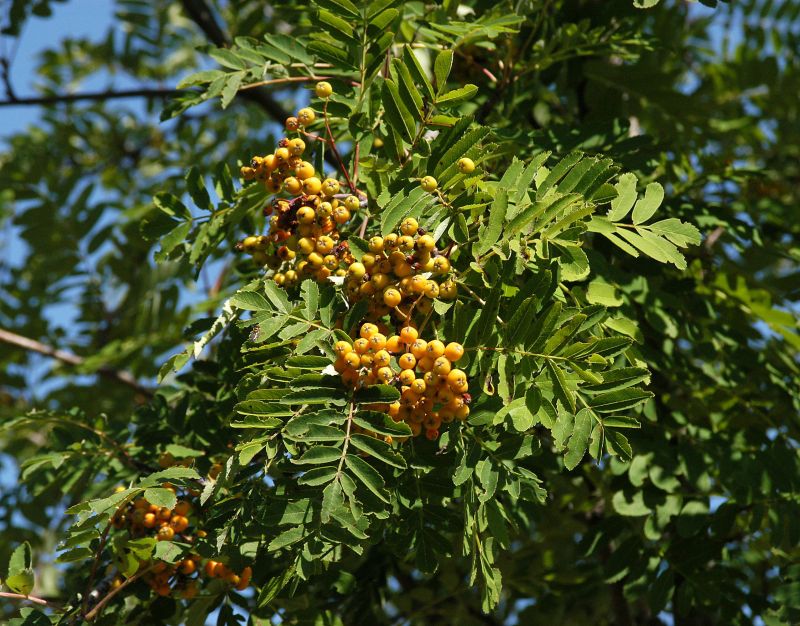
[1,0,799,625]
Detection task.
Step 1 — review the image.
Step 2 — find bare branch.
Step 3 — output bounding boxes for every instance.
[0,86,174,108]
[0,328,152,398]
[0,591,51,606]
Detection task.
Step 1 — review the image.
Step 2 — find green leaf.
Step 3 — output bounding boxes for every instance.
[547,361,575,413]
[403,46,434,100]
[318,9,355,39]
[605,429,633,461]
[433,49,453,93]
[353,411,412,437]
[6,542,34,595]
[380,186,429,235]
[392,58,423,119]
[345,454,389,502]
[220,71,244,109]
[608,172,637,221]
[316,0,360,17]
[348,434,406,468]
[281,388,346,405]
[504,297,538,346]
[185,166,212,211]
[632,182,664,224]
[589,388,653,413]
[474,188,507,257]
[268,526,305,551]
[564,409,593,470]
[354,385,401,404]
[230,291,271,311]
[143,488,177,510]
[209,48,248,70]
[382,79,415,143]
[291,446,342,465]
[176,69,225,89]
[297,466,338,486]
[435,84,478,108]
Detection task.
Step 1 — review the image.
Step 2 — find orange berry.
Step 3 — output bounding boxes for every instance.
[433,357,452,376]
[236,566,253,590]
[344,352,361,368]
[398,369,416,386]
[425,428,440,440]
[426,340,445,359]
[383,287,402,307]
[157,526,175,541]
[399,326,418,344]
[174,500,192,516]
[386,335,403,353]
[179,559,196,575]
[444,343,464,362]
[410,339,428,359]
[360,323,379,340]
[334,341,353,356]
[398,353,416,370]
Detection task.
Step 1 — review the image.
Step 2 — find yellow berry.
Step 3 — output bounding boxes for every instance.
[444,343,464,362]
[383,287,402,307]
[400,217,419,236]
[344,195,360,211]
[426,340,445,359]
[303,177,322,195]
[398,353,416,370]
[321,178,340,196]
[315,81,333,98]
[360,323,379,340]
[289,138,306,156]
[457,157,475,174]
[284,176,302,195]
[348,262,366,278]
[420,176,438,192]
[296,161,315,180]
[297,108,316,126]
[369,236,384,253]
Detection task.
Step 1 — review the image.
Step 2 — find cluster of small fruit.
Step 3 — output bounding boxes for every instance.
[237,105,362,285]
[109,483,251,598]
[344,217,457,321]
[110,486,195,542]
[333,323,470,440]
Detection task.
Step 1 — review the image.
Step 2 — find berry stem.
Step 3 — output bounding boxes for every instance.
[322,100,356,193]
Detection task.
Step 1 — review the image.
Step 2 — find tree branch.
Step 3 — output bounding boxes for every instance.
[0,86,175,108]
[0,591,50,606]
[0,328,152,398]
[179,0,341,170]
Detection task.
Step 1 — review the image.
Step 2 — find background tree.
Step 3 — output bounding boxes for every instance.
[1,0,799,624]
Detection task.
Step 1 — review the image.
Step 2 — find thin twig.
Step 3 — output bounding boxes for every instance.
[0,86,175,107]
[0,591,50,606]
[322,99,356,192]
[0,328,152,397]
[239,75,331,91]
[83,565,154,622]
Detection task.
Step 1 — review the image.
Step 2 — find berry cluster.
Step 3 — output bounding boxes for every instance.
[345,217,457,321]
[109,485,251,599]
[237,102,364,285]
[333,323,470,440]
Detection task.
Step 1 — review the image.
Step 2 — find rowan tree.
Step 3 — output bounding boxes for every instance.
[1,0,799,625]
